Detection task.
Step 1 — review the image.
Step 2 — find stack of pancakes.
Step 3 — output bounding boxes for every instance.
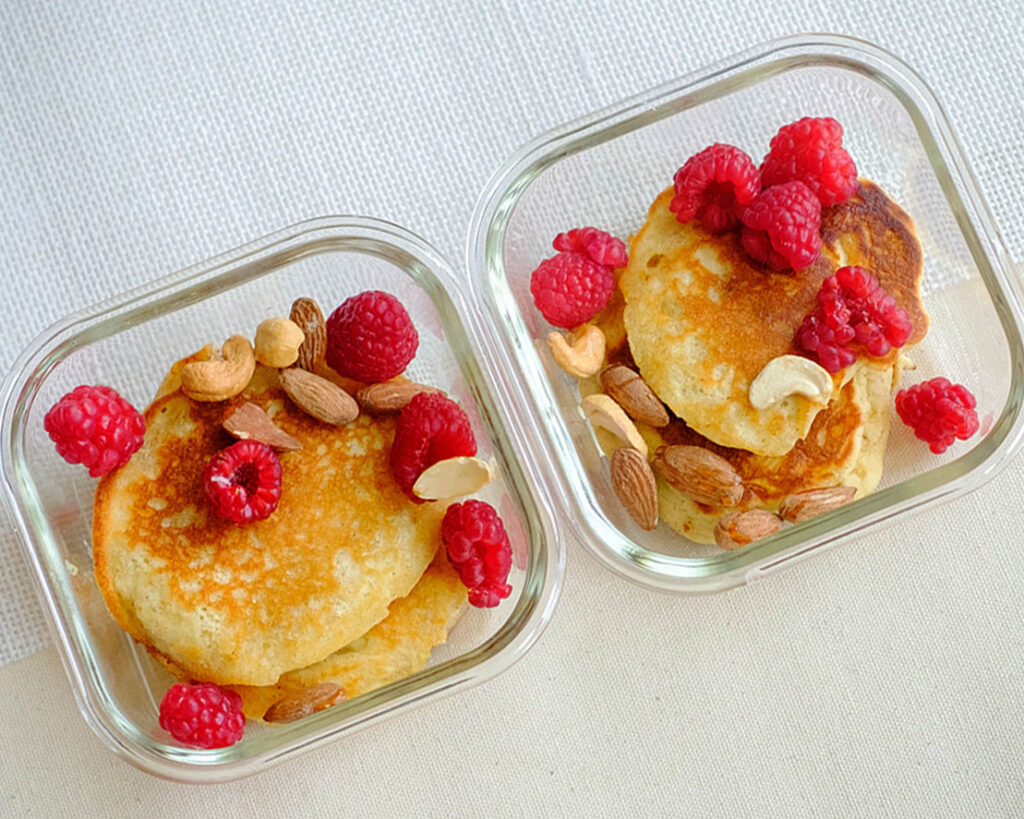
[584,180,928,543]
[92,358,467,718]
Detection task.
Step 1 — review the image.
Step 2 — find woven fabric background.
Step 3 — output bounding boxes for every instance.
[1,0,1022,814]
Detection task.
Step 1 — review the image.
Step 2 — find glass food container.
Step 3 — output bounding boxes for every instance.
[3,33,1022,781]
[467,34,1024,592]
[0,217,565,782]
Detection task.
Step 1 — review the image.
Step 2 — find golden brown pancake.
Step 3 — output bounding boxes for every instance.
[93,365,444,686]
[619,180,927,456]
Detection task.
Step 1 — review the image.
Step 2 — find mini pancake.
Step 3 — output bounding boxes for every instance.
[93,365,443,686]
[619,180,926,456]
[226,550,467,719]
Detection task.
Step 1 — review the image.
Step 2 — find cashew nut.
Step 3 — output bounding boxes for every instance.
[180,335,257,402]
[581,393,648,457]
[748,355,833,410]
[254,317,305,368]
[547,323,606,378]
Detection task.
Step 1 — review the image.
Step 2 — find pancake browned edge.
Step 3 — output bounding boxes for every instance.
[93,365,446,686]
[584,179,928,543]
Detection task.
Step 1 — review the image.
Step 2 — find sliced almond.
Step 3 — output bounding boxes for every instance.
[653,445,743,507]
[581,394,648,458]
[279,368,359,425]
[714,509,782,550]
[222,402,301,451]
[356,380,443,413]
[413,456,492,501]
[289,297,327,372]
[600,365,670,427]
[609,448,658,530]
[778,486,857,523]
[263,683,346,724]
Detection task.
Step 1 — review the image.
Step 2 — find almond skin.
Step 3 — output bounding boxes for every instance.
[714,509,782,550]
[653,445,743,507]
[355,380,443,413]
[289,297,327,372]
[279,368,359,425]
[600,365,670,428]
[222,402,301,451]
[609,447,659,530]
[779,486,857,523]
[263,683,346,724]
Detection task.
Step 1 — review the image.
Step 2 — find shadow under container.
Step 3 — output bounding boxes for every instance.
[468,34,1024,592]
[0,217,565,781]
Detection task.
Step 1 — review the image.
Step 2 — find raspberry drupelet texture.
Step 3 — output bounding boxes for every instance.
[159,683,246,748]
[895,378,979,454]
[390,392,477,501]
[553,227,628,269]
[441,500,513,608]
[796,266,913,373]
[739,181,823,271]
[760,116,858,207]
[44,385,146,477]
[530,250,615,329]
[669,143,761,233]
[325,290,419,382]
[203,440,283,525]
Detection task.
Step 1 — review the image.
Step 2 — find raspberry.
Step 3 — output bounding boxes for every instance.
[390,392,477,501]
[739,181,822,271]
[325,291,419,382]
[530,251,614,329]
[158,683,245,748]
[43,385,146,477]
[761,117,858,207]
[896,378,979,454]
[203,440,282,525]
[552,227,628,268]
[441,500,513,608]
[669,143,761,233]
[796,266,913,372]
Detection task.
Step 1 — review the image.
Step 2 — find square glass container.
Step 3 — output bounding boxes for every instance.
[467,34,1024,592]
[0,217,564,782]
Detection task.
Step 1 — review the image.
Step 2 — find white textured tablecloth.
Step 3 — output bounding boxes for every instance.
[1,0,1023,814]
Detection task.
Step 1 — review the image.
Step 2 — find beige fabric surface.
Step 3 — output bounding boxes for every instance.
[2,0,1024,814]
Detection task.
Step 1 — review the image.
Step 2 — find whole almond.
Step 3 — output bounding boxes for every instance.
[279,368,359,425]
[223,402,302,451]
[600,365,670,428]
[263,683,346,724]
[653,445,743,507]
[356,380,443,413]
[289,297,327,371]
[714,509,782,551]
[779,486,857,523]
[609,448,658,531]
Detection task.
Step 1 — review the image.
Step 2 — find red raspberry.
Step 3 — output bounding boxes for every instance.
[895,378,979,454]
[553,227,628,268]
[325,291,419,382]
[796,266,913,372]
[390,392,477,501]
[203,440,282,525]
[158,683,245,749]
[739,181,822,271]
[530,251,614,329]
[441,500,513,608]
[44,385,146,477]
[669,143,761,233]
[760,117,858,207]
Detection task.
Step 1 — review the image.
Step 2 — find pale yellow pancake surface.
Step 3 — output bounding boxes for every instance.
[93,366,443,686]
